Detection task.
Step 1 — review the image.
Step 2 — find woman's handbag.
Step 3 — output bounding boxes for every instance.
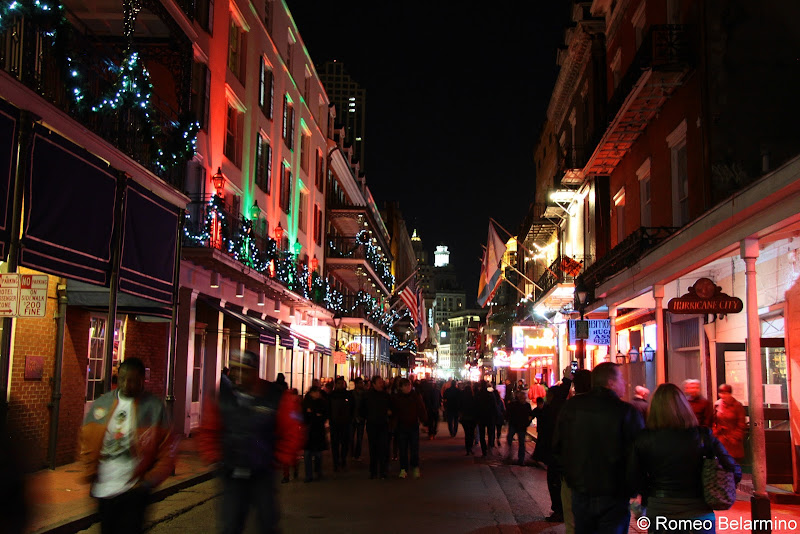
[701,429,737,510]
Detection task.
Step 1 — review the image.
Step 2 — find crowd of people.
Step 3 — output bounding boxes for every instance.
[73,350,746,534]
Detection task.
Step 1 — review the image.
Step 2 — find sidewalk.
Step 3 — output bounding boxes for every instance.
[26,436,213,534]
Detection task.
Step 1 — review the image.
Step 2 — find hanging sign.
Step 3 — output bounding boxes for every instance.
[667,278,743,315]
[569,319,610,345]
[333,351,347,365]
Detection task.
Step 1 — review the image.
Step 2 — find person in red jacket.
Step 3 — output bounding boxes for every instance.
[713,383,747,461]
[198,350,304,533]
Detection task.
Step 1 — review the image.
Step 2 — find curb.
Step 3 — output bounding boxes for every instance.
[34,470,216,534]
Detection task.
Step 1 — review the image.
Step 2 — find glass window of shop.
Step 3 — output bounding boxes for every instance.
[761,314,786,407]
[86,316,126,402]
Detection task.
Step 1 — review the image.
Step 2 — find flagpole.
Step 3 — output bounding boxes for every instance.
[479,245,543,291]
[489,217,560,280]
[393,267,420,295]
[502,277,529,298]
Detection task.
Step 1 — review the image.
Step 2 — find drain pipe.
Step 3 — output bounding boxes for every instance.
[47,281,68,470]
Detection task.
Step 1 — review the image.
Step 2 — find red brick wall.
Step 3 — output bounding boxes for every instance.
[57,308,91,466]
[124,319,169,397]
[7,273,59,469]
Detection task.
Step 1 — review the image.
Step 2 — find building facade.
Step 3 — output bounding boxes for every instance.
[318,61,366,170]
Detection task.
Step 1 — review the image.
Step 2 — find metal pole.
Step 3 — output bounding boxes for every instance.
[0,111,31,422]
[166,208,184,417]
[103,172,127,393]
[47,281,68,469]
[577,309,586,370]
[653,285,666,385]
[741,238,771,532]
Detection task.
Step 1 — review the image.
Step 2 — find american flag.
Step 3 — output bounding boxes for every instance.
[399,278,420,326]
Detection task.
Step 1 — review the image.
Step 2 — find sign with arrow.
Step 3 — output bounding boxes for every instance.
[0,274,20,317]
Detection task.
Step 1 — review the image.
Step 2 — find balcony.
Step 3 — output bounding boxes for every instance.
[585,25,693,176]
[0,0,195,190]
[326,235,394,293]
[182,198,328,305]
[558,145,592,186]
[325,286,394,333]
[578,226,680,294]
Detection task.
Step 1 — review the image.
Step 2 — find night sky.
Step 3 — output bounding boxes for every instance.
[287,1,570,304]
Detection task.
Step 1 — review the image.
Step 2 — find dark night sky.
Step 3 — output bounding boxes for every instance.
[287,1,570,304]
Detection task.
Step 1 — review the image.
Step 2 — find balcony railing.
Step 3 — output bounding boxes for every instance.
[325,286,394,332]
[0,9,194,190]
[607,25,692,125]
[535,255,589,297]
[327,235,394,290]
[579,226,680,292]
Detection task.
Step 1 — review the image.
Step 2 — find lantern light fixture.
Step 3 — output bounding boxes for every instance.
[250,200,260,220]
[616,351,626,365]
[274,299,281,313]
[310,255,319,272]
[628,346,640,363]
[274,222,284,243]
[257,292,265,306]
[235,282,245,298]
[643,344,655,362]
[293,240,302,256]
[211,167,225,195]
[210,271,220,288]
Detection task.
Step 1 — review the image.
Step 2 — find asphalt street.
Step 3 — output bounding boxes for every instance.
[79,423,562,534]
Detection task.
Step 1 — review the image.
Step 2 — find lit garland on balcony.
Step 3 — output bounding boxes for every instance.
[0,0,62,33]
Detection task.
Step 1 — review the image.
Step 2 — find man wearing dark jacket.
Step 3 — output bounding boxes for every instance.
[328,377,354,472]
[350,377,367,461]
[443,380,460,437]
[475,381,497,456]
[505,390,533,465]
[554,363,644,534]
[391,378,427,478]
[363,376,391,479]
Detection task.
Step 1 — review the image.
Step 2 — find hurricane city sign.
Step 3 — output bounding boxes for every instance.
[667,278,743,315]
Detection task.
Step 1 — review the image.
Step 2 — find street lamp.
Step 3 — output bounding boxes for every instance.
[575,283,588,369]
[250,200,260,220]
[333,313,343,379]
[616,351,627,364]
[211,167,225,196]
[628,346,640,363]
[643,344,655,362]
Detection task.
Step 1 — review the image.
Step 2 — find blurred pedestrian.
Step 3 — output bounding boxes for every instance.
[220,367,233,401]
[281,388,302,484]
[392,378,427,478]
[632,385,650,421]
[505,390,533,465]
[328,377,354,472]
[493,385,505,442]
[629,383,742,532]
[562,368,590,534]
[81,357,176,534]
[713,384,747,462]
[198,351,304,533]
[444,379,461,437]
[302,386,328,482]
[476,381,498,457]
[364,375,391,479]
[554,363,644,531]
[274,372,288,393]
[459,383,478,455]
[351,377,367,461]
[1,402,31,534]
[683,379,714,428]
[422,379,442,439]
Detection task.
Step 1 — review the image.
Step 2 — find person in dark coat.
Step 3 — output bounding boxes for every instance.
[554,363,644,530]
[363,376,391,479]
[443,380,461,438]
[328,377,354,472]
[391,378,428,478]
[683,379,714,428]
[493,386,505,442]
[713,384,747,461]
[350,377,367,461]
[302,386,328,482]
[505,390,533,465]
[629,383,742,530]
[459,383,478,455]
[475,381,498,456]
[422,380,442,439]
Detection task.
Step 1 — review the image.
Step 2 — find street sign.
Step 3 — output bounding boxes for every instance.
[0,274,20,317]
[19,274,48,317]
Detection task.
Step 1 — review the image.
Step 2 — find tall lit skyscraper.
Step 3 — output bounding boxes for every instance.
[319,61,367,169]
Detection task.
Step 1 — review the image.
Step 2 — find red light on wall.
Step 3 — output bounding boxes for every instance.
[274,222,284,242]
[310,255,319,271]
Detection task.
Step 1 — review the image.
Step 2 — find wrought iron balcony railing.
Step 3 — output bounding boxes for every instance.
[607,25,693,125]
[534,255,588,297]
[327,235,395,290]
[0,7,195,190]
[579,226,680,293]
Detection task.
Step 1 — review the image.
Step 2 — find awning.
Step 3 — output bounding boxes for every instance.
[0,99,18,259]
[66,279,172,318]
[199,296,279,345]
[21,125,116,285]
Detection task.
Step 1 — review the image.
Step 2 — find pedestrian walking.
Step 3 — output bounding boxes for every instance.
[302,386,328,482]
[683,379,714,428]
[629,383,742,532]
[493,385,505,442]
[80,357,176,534]
[713,384,747,462]
[561,368,590,534]
[350,377,367,461]
[328,377,354,472]
[459,383,478,455]
[364,375,391,479]
[554,362,644,532]
[422,379,442,439]
[281,388,302,484]
[443,379,461,438]
[476,381,497,456]
[505,390,533,465]
[631,385,650,421]
[391,378,428,478]
[197,350,304,534]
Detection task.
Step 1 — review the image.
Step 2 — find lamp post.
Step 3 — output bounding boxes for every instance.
[575,285,588,369]
[333,313,342,379]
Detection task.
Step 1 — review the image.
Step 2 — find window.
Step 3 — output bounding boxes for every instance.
[225,103,244,167]
[195,0,214,33]
[255,134,271,193]
[300,130,310,172]
[282,95,294,149]
[315,149,324,192]
[191,62,210,130]
[86,317,124,402]
[298,188,308,234]
[304,70,312,103]
[667,120,689,226]
[637,158,652,227]
[280,164,292,213]
[259,58,274,119]
[228,20,247,83]
[313,203,322,244]
[286,34,294,73]
[614,187,626,243]
[611,48,622,89]
[263,0,272,30]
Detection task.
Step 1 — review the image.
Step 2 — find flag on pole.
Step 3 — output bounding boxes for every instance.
[416,293,428,344]
[399,277,420,326]
[477,222,507,307]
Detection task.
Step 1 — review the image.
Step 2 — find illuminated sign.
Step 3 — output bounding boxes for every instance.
[494,350,510,367]
[512,326,557,352]
[345,340,362,355]
[509,350,530,370]
[667,278,743,314]
[568,319,610,346]
[291,325,332,348]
